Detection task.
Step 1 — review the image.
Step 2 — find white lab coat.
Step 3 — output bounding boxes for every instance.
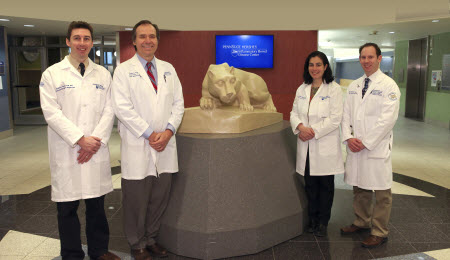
[111,55,184,180]
[290,81,344,176]
[341,69,400,190]
[40,56,115,202]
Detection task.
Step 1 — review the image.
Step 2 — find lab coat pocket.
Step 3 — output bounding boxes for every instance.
[365,96,381,116]
[368,138,390,159]
[94,88,107,113]
[318,99,330,118]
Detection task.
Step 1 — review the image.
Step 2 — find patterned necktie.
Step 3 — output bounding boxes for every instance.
[146,62,157,92]
[362,78,369,98]
[79,63,85,76]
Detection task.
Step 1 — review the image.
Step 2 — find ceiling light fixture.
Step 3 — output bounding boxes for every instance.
[389,31,395,34]
[24,24,35,27]
[432,20,439,23]
[319,41,333,47]
[124,28,133,31]
[0,18,10,22]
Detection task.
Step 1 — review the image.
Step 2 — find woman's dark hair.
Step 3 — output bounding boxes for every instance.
[303,51,334,84]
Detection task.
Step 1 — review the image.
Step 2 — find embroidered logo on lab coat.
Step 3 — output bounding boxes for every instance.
[129,72,140,77]
[56,84,74,92]
[370,90,383,96]
[349,91,358,95]
[388,92,397,100]
[297,95,306,99]
[93,84,104,90]
[319,96,330,100]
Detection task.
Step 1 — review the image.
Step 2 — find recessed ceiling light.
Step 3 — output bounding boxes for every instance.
[389,32,395,34]
[124,27,133,31]
[319,41,333,47]
[24,24,35,27]
[432,20,439,23]
[0,18,10,22]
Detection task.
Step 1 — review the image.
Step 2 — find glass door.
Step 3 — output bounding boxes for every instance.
[10,46,46,124]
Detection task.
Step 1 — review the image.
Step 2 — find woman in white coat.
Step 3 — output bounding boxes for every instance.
[290,51,344,237]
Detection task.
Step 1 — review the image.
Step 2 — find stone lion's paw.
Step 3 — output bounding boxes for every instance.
[263,104,277,112]
[200,97,214,110]
[240,103,254,111]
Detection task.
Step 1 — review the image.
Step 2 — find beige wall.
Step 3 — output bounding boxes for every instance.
[1,1,449,31]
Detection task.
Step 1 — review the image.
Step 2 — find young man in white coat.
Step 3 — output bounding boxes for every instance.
[340,43,400,248]
[39,21,119,260]
[111,20,184,260]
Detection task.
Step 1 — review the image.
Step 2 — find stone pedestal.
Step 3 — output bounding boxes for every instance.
[178,106,283,134]
[158,121,307,259]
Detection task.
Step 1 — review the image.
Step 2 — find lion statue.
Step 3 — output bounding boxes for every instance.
[199,63,277,112]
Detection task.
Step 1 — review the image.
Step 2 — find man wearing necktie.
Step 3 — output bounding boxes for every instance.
[112,20,184,260]
[340,43,400,248]
[39,21,119,260]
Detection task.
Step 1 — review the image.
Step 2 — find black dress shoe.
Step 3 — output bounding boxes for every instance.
[146,243,168,258]
[306,220,318,233]
[314,224,327,237]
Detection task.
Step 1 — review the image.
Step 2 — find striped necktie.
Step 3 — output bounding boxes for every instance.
[362,78,369,98]
[146,62,157,92]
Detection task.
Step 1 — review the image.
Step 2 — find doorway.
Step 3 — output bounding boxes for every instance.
[405,38,428,120]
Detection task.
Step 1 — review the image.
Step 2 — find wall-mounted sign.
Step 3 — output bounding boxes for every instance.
[431,70,442,87]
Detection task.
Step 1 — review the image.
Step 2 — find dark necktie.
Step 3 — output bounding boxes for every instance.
[79,63,85,77]
[146,62,157,92]
[362,78,369,98]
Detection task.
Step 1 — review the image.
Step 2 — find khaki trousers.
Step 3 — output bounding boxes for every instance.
[352,186,392,237]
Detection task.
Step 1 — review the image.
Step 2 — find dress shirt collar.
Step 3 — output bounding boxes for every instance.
[67,54,89,73]
[136,53,156,70]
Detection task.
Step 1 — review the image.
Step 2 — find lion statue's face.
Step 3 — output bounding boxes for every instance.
[208,70,240,104]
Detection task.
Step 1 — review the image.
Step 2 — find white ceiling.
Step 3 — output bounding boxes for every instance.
[1,0,449,51]
[320,17,450,50]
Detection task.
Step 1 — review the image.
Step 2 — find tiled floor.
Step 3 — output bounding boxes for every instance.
[0,116,449,259]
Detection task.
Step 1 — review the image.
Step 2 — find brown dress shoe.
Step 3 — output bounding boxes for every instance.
[361,235,388,248]
[146,243,168,258]
[131,248,152,260]
[340,224,370,235]
[96,251,121,260]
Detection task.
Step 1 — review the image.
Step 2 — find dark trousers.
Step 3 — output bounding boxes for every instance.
[122,174,172,249]
[304,151,335,226]
[57,195,109,260]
